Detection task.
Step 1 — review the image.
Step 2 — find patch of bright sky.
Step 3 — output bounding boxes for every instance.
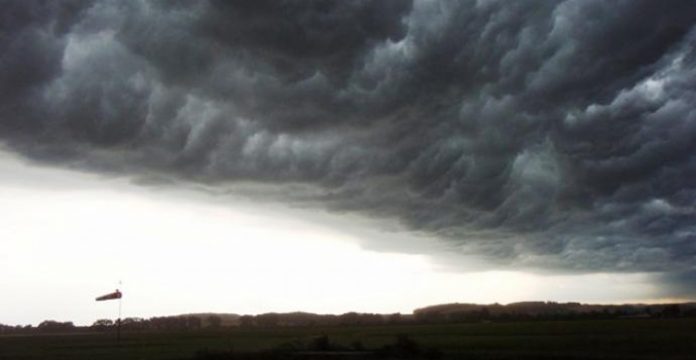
[0,151,663,326]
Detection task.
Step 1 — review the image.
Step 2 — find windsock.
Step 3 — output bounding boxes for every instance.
[96,289,122,301]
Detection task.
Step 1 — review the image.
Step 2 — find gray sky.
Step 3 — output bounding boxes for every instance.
[1,0,696,324]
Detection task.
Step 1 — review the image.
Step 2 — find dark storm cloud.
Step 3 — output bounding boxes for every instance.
[2,0,696,294]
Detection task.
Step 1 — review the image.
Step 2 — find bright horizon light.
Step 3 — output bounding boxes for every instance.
[0,153,668,326]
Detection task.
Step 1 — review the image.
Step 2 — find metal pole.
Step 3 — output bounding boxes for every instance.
[117,280,122,346]
[117,295,121,345]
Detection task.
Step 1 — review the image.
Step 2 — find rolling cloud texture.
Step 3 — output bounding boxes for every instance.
[2,1,696,295]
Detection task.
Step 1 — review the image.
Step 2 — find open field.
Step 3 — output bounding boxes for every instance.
[1,319,695,360]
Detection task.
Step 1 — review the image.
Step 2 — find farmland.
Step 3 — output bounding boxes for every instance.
[1,318,695,360]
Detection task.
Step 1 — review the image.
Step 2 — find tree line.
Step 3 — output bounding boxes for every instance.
[2,302,695,335]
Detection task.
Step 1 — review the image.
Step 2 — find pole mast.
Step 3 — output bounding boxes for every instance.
[117,280,122,345]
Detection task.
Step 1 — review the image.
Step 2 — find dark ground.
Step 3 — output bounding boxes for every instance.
[1,318,695,360]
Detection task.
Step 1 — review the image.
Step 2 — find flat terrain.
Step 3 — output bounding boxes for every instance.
[1,319,695,360]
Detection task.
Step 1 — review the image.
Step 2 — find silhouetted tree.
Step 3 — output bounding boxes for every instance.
[185,316,202,330]
[388,313,403,324]
[206,315,222,328]
[480,307,491,319]
[38,320,75,332]
[91,319,113,331]
[662,304,681,317]
[256,313,280,327]
[239,315,255,328]
[121,317,147,330]
[338,312,360,325]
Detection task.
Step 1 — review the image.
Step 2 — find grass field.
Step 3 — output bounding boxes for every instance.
[1,319,695,360]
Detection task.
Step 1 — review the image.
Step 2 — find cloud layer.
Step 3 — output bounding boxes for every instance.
[2,0,696,294]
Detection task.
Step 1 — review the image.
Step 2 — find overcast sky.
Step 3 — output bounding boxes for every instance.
[2,0,696,325]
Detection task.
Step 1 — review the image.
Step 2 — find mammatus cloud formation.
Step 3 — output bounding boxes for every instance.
[2,0,696,295]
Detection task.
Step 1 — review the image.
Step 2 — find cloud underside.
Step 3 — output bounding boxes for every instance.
[2,0,696,294]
